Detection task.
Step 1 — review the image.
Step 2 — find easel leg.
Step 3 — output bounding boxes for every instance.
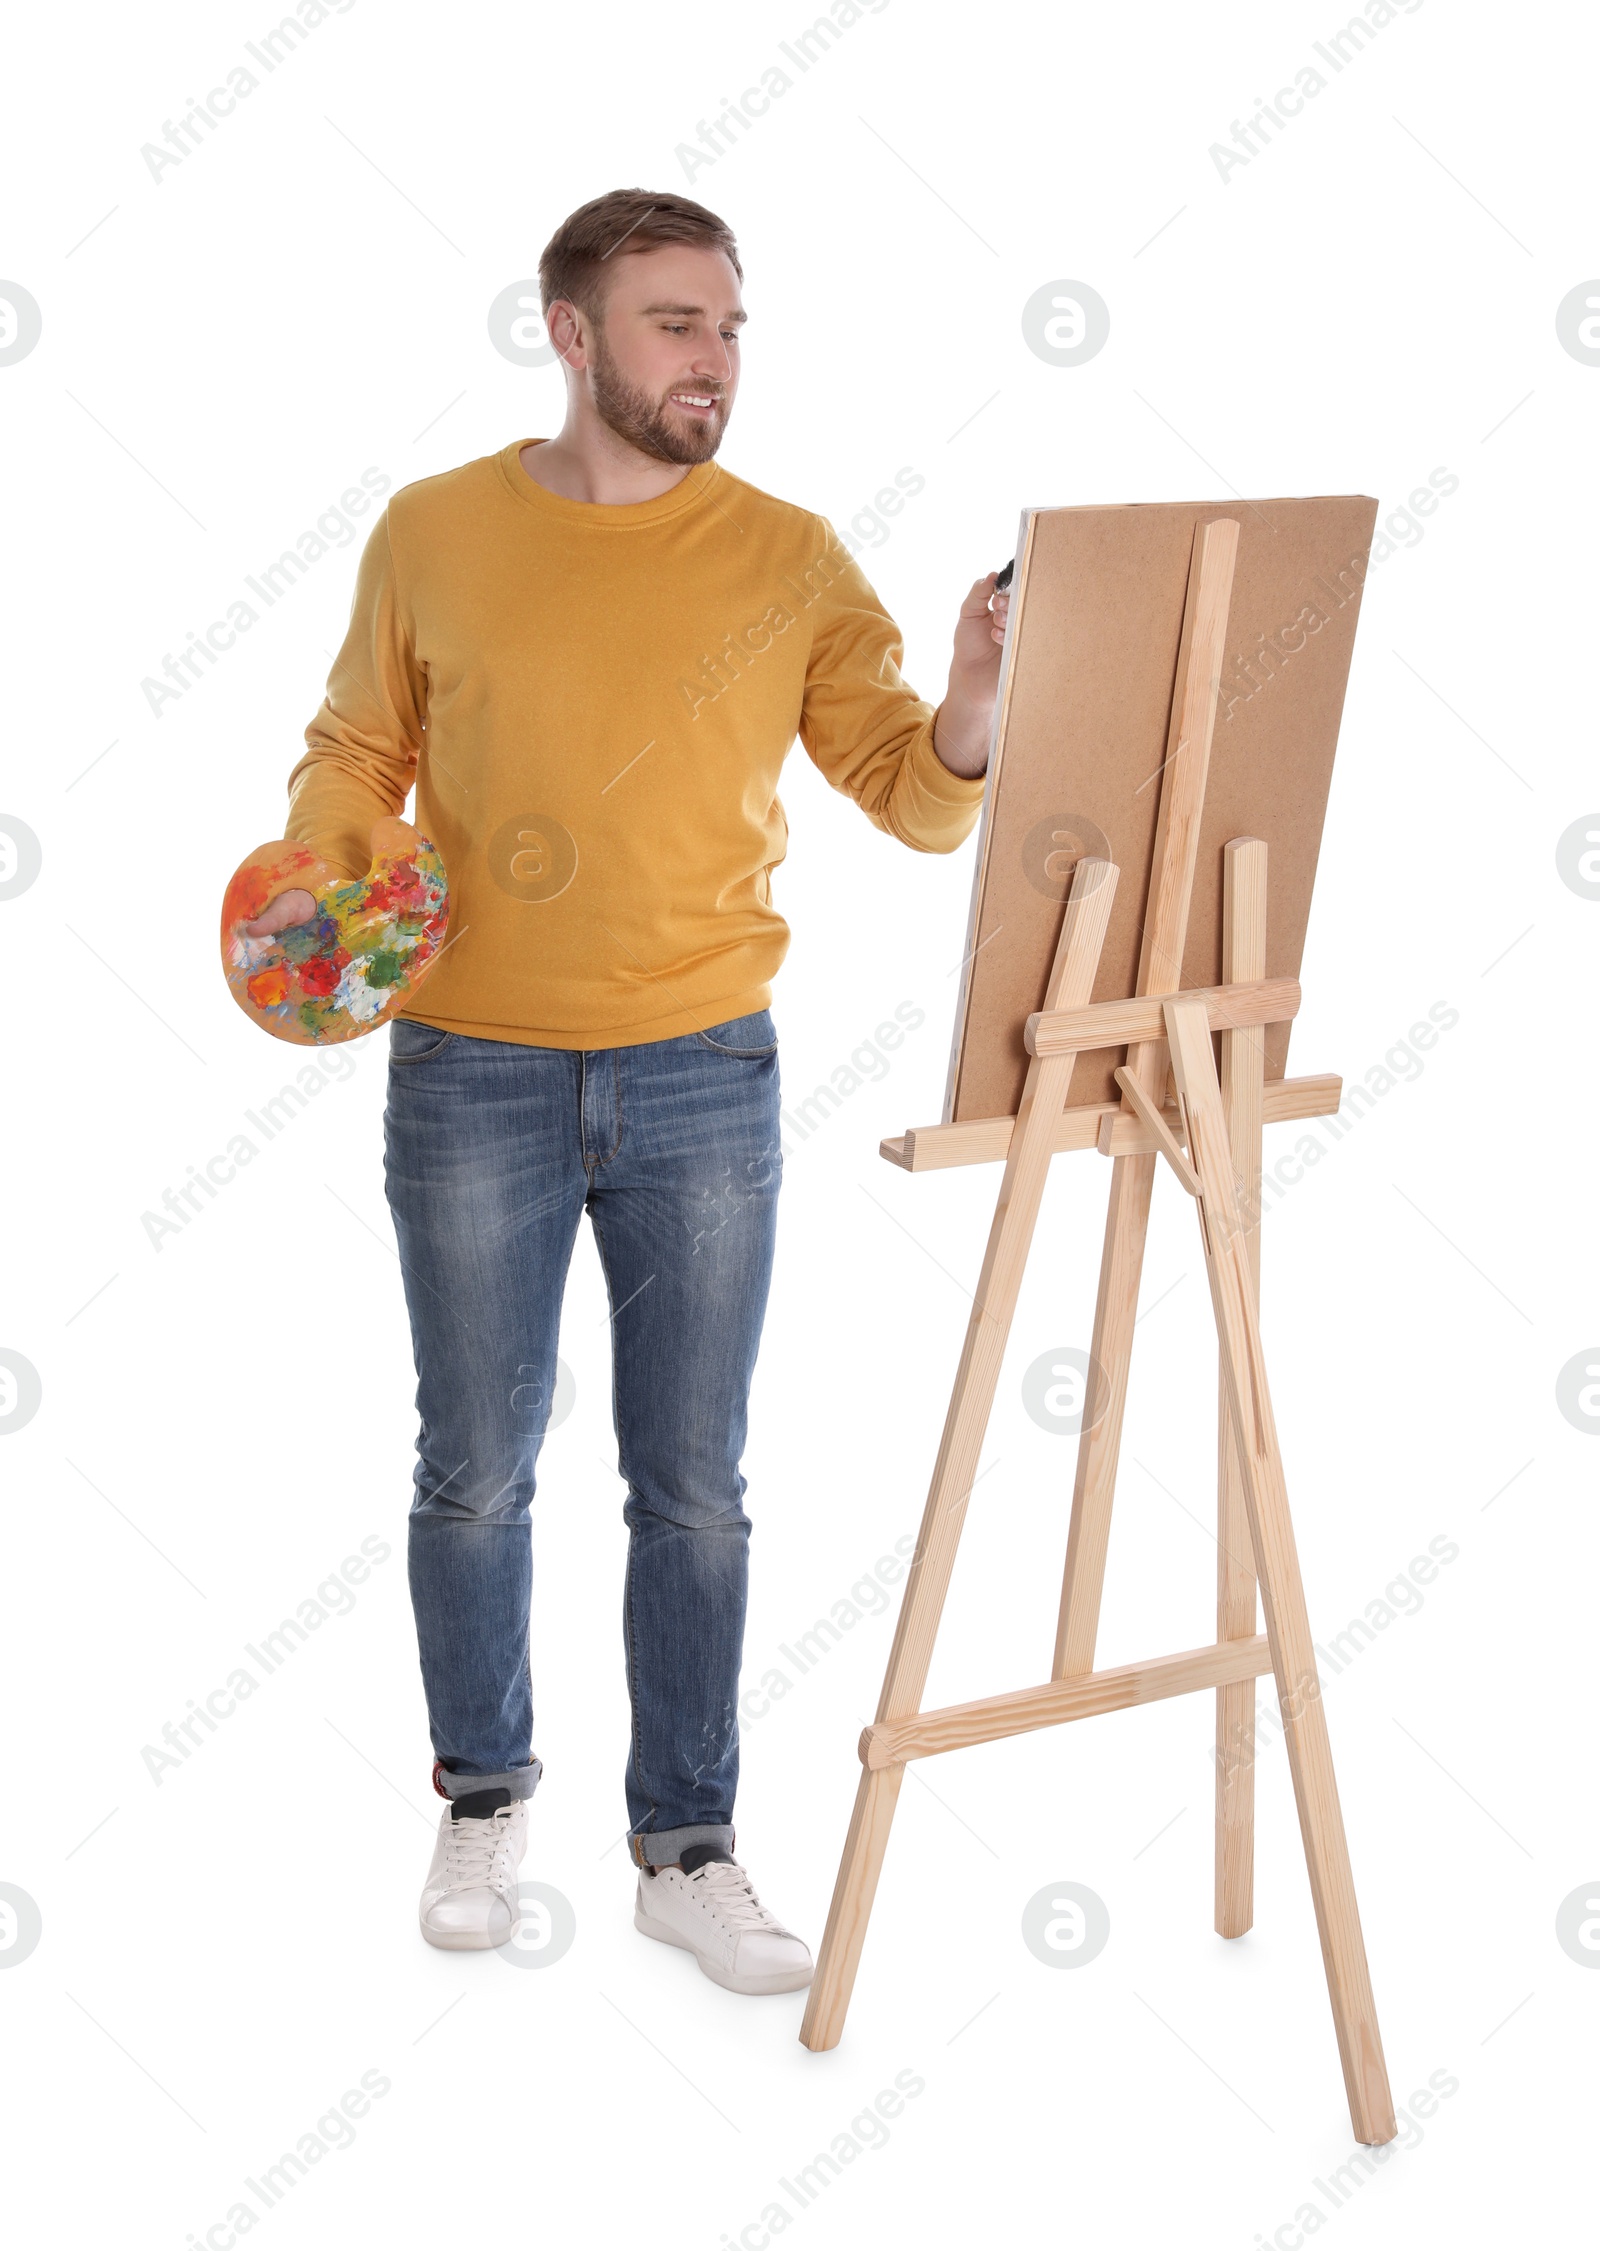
[798,1765,903,2050]
[1053,1150,1156,1677]
[801,858,1118,2052]
[1167,998,1396,2146]
[1215,839,1266,1937]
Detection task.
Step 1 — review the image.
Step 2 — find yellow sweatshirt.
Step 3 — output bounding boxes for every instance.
[284,438,986,1049]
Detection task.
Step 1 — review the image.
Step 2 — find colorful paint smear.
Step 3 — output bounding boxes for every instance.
[220,830,449,1046]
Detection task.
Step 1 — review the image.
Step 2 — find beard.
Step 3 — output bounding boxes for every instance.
[588,330,729,466]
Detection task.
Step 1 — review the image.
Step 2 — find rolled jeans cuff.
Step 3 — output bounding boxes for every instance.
[630,1821,734,1869]
[432,1755,543,1804]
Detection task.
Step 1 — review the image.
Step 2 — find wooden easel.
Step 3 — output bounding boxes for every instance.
[798,519,1397,2147]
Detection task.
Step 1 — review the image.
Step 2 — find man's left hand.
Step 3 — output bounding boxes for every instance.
[933,570,1010,778]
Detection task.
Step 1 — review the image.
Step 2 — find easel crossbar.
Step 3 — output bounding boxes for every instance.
[1027,974,1299,1059]
[859,1635,1271,1769]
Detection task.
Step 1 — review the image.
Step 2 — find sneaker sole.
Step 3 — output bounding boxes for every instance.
[419,1911,518,1952]
[634,1904,813,1994]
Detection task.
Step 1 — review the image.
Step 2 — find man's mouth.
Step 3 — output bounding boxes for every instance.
[667,391,722,418]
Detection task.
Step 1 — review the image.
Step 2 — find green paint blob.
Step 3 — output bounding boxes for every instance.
[364,949,407,989]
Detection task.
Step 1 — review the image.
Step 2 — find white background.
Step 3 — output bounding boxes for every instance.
[1,1,1594,2244]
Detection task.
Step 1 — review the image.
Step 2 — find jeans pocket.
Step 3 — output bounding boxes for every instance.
[390,1016,455,1064]
[693,1010,778,1059]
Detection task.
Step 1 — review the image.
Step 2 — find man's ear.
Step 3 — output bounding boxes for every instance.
[546,297,587,370]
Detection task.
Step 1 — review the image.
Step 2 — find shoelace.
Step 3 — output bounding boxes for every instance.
[687,1859,790,1934]
[442,1808,515,1886]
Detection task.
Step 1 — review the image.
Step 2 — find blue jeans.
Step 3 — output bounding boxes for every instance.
[382,1008,782,1869]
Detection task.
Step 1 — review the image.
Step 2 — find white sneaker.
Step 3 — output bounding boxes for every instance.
[418,1790,529,1950]
[634,1848,813,1994]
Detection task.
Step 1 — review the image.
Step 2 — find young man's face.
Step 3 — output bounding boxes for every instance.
[574,242,745,467]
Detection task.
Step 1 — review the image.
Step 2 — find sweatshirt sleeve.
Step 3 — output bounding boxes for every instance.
[796,516,988,854]
[284,508,428,881]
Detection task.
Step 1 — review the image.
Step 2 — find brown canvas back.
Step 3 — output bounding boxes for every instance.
[944,494,1378,1122]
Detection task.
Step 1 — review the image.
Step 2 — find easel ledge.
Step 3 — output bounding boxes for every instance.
[882,1072,1341,1172]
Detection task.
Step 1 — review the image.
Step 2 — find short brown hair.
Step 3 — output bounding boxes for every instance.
[538,189,742,323]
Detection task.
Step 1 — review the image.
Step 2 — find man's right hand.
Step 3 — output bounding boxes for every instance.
[240,888,317,938]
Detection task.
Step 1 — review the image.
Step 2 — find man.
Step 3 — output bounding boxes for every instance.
[244,188,1007,1993]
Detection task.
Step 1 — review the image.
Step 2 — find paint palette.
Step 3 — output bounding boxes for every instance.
[220,818,450,1046]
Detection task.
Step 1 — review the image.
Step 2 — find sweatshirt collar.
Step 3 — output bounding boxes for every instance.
[495,437,727,529]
